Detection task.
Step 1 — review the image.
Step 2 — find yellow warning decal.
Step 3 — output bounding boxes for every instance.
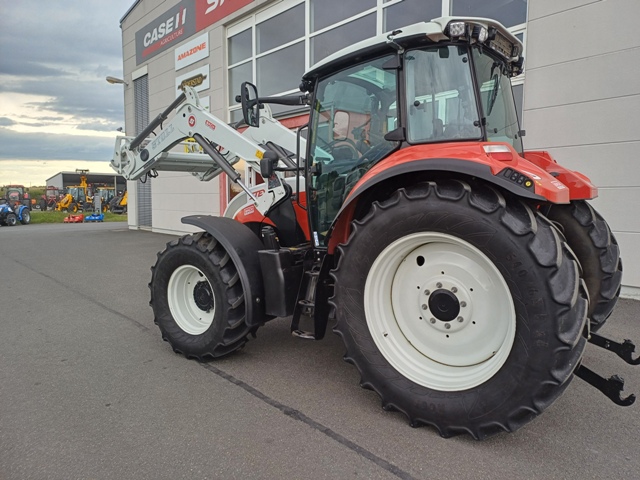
[256,150,264,159]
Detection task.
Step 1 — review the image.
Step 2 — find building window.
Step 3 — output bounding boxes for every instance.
[227,0,528,121]
[384,0,441,32]
[311,13,376,65]
[451,0,527,28]
[310,0,375,32]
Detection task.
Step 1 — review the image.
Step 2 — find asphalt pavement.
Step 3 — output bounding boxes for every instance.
[1,222,639,480]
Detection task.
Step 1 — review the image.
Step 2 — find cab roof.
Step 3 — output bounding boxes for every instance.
[302,16,522,82]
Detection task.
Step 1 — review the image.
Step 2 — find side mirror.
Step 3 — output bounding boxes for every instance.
[240,82,260,128]
[260,151,279,178]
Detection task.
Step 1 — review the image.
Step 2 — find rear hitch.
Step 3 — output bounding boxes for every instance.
[589,332,640,365]
[574,332,639,406]
[574,365,635,406]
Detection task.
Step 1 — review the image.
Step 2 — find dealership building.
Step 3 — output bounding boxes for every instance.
[115,0,640,296]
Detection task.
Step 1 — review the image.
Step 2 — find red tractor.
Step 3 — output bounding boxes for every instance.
[111,17,635,439]
[1,185,31,210]
[39,186,62,211]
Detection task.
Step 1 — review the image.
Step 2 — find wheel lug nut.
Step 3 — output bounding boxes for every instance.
[451,287,457,293]
[423,290,430,296]
[444,323,451,330]
[460,301,467,308]
[429,318,436,324]
[436,282,442,288]
[421,304,428,310]
[457,316,464,322]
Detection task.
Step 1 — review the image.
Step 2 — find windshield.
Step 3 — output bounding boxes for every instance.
[308,54,398,246]
[405,46,481,143]
[472,48,523,153]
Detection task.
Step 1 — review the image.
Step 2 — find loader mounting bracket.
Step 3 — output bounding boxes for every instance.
[574,365,636,406]
[588,333,640,365]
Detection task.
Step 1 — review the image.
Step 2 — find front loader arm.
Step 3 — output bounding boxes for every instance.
[111,86,286,215]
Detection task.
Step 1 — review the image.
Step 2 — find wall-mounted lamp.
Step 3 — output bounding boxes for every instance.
[106,76,128,86]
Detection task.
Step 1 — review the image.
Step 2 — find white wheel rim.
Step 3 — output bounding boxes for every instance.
[364,232,516,391]
[168,265,215,335]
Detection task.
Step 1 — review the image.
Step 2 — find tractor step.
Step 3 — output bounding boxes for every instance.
[290,270,320,340]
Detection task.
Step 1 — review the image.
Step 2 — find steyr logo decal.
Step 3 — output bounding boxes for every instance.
[205,120,216,130]
[151,124,174,150]
[188,115,196,127]
[243,206,255,216]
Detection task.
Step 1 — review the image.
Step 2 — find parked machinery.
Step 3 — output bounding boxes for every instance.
[39,186,62,211]
[55,170,90,213]
[111,17,635,439]
[1,185,31,210]
[0,200,30,225]
[108,190,127,214]
[90,185,116,213]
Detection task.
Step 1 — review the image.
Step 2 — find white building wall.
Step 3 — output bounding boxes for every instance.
[524,0,640,294]
[120,1,267,235]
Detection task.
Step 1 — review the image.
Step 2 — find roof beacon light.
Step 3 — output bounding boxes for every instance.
[448,21,466,38]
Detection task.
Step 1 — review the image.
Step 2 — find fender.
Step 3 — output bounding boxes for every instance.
[181,215,266,328]
[16,205,28,219]
[326,142,596,253]
[522,150,598,199]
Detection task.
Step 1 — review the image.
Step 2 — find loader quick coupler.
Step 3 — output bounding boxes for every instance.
[575,333,639,406]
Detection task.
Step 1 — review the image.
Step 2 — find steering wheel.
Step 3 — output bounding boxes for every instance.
[316,136,359,161]
[353,142,393,171]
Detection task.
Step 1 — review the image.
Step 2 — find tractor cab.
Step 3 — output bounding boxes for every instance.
[2,185,31,210]
[67,186,87,204]
[300,18,524,246]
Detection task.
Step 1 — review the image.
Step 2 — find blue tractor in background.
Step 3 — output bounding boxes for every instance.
[0,200,31,226]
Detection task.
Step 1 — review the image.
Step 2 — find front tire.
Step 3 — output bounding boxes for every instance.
[545,201,622,331]
[150,232,251,359]
[20,209,31,225]
[6,213,17,226]
[332,181,588,439]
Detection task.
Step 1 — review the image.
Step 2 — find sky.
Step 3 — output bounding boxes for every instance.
[0,0,134,186]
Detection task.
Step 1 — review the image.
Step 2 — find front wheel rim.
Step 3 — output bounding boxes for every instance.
[364,232,516,391]
[168,265,216,335]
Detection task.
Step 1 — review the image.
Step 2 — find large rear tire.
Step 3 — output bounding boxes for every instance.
[332,180,588,439]
[545,201,622,332]
[150,232,251,359]
[20,209,31,225]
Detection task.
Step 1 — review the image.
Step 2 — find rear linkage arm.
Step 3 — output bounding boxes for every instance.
[575,333,639,406]
[589,332,640,365]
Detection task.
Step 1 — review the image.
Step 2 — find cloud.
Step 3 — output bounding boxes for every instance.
[0,127,117,161]
[0,159,115,186]
[0,0,132,180]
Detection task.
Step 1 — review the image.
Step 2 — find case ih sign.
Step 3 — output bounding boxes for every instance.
[135,0,253,65]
